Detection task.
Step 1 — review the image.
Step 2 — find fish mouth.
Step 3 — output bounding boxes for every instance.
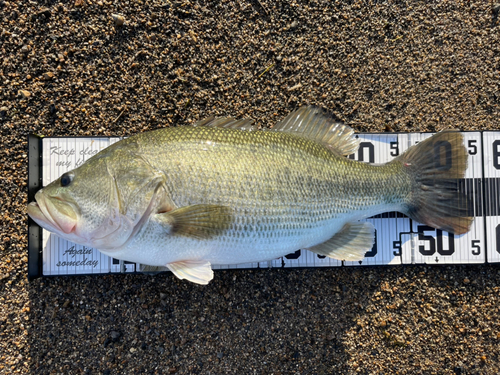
[28,190,78,235]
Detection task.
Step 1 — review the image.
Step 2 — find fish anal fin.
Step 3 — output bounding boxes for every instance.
[167,260,213,285]
[273,106,360,156]
[155,204,233,239]
[307,221,375,261]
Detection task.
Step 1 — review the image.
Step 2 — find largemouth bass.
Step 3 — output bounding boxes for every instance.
[28,106,472,284]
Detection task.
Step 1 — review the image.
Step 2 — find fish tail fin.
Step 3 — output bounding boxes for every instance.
[397,130,473,235]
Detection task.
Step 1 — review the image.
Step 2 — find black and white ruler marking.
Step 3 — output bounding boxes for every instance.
[483,132,500,264]
[27,132,500,279]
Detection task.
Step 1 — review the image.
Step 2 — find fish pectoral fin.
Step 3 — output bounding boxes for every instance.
[167,260,213,285]
[156,204,233,239]
[306,221,375,261]
[194,115,256,131]
[273,106,360,156]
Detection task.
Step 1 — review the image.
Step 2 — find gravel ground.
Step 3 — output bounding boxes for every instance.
[1,0,500,374]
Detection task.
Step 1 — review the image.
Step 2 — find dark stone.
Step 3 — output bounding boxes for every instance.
[103,338,111,347]
[38,8,51,19]
[110,330,121,342]
[48,103,57,115]
[493,4,500,16]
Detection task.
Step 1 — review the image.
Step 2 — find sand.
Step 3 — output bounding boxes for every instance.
[1,0,499,373]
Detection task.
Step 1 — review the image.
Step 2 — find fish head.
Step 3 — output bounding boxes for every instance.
[27,152,136,250]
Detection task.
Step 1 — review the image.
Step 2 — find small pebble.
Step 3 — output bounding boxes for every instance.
[18,90,31,99]
[43,72,55,80]
[111,14,125,27]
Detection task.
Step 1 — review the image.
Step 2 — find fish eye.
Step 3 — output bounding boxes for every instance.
[60,172,74,187]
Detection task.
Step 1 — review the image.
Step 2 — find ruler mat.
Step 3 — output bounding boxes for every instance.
[27,132,500,279]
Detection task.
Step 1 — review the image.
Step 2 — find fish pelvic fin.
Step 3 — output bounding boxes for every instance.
[167,260,213,285]
[273,106,360,156]
[306,221,375,261]
[156,204,233,239]
[396,130,473,235]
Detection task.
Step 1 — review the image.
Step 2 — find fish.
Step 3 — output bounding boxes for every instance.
[27,106,473,284]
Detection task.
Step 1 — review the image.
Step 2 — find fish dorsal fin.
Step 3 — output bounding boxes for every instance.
[194,115,256,131]
[273,106,360,156]
[306,221,375,261]
[167,260,214,285]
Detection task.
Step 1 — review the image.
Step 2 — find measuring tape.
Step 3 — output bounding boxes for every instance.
[27,132,500,279]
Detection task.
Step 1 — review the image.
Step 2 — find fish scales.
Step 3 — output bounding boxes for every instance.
[139,125,408,217]
[117,126,409,263]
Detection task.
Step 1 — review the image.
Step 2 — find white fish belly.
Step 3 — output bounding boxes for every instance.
[102,203,400,266]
